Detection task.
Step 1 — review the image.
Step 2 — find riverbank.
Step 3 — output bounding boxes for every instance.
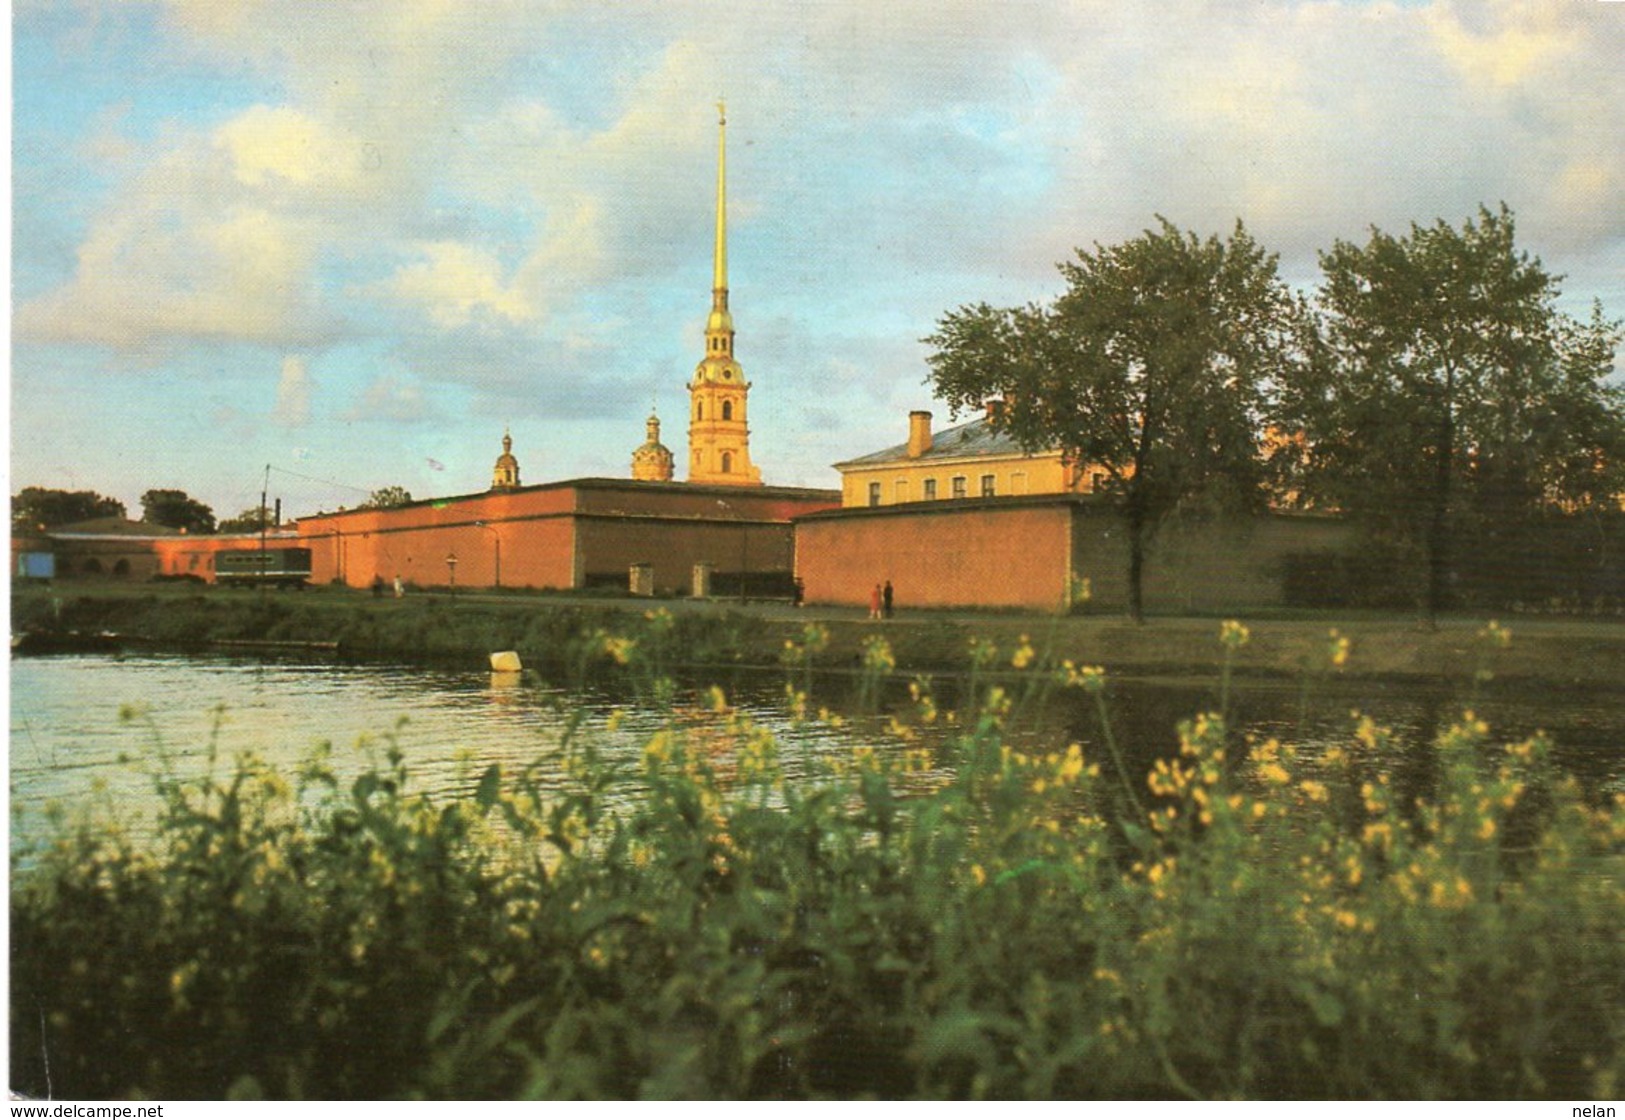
[11,602,1623,1098]
[12,583,1625,688]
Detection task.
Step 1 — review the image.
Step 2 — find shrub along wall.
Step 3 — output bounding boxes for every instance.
[1282,511,1625,613]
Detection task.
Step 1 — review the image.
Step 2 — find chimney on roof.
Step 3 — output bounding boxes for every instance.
[985,397,1006,424]
[907,410,933,458]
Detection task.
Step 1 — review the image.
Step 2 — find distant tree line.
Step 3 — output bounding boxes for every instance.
[927,205,1624,622]
[13,486,413,536]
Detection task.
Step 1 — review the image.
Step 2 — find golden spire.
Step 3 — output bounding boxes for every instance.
[714,99,727,296]
[687,99,760,487]
[707,100,732,338]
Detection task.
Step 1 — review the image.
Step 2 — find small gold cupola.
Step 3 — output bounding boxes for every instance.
[632,412,675,482]
[491,428,521,490]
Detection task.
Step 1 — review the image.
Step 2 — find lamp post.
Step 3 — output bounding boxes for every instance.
[475,521,502,589]
[446,551,458,594]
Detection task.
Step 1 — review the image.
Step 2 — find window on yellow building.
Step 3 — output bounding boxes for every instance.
[980,475,995,497]
[868,482,882,507]
[923,479,938,500]
[952,476,967,499]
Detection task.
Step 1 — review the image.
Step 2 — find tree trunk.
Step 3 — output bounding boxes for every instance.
[1126,499,1147,624]
[1424,373,1455,627]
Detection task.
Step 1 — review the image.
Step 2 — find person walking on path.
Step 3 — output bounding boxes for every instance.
[883,580,894,619]
[869,582,883,621]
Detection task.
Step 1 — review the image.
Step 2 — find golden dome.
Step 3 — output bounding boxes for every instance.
[491,429,521,490]
[632,414,674,482]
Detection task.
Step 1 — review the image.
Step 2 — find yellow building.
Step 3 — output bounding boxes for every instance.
[833,407,1097,508]
[687,102,761,486]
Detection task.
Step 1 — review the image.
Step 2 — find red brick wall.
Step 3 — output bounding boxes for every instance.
[797,500,1357,614]
[578,516,795,595]
[795,502,1075,611]
[294,480,835,592]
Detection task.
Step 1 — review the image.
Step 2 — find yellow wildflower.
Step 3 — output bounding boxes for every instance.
[1058,743,1085,782]
[1258,761,1291,786]
[1011,636,1036,670]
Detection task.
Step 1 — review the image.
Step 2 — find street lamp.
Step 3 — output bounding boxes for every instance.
[446,551,458,594]
[475,521,502,589]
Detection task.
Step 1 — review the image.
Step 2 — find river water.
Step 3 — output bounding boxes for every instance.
[10,651,1623,854]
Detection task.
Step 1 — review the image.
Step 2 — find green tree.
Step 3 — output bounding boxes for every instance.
[360,485,413,509]
[11,487,127,531]
[217,507,274,534]
[926,219,1305,620]
[1287,205,1624,620]
[139,489,216,534]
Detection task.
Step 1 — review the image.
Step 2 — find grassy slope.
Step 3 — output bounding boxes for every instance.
[12,582,1624,687]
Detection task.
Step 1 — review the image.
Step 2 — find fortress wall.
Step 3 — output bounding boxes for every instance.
[795,500,1074,612]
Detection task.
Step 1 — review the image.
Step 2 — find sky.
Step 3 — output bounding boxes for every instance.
[9,0,1624,525]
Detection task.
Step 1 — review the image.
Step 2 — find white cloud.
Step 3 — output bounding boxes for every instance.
[14,115,346,351]
[273,355,315,427]
[1422,0,1577,90]
[344,375,431,423]
[380,242,536,329]
[12,0,1623,511]
[215,105,374,195]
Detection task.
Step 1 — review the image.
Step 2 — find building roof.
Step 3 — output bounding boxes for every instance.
[834,415,1036,470]
[47,517,184,538]
[296,476,840,523]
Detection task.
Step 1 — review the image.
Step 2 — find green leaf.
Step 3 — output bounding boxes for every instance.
[475,763,502,812]
[1295,981,1346,1028]
[352,771,378,804]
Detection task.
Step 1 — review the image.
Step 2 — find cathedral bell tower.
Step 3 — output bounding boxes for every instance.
[687,101,762,486]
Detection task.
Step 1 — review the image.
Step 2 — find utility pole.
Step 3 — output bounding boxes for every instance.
[259,463,270,590]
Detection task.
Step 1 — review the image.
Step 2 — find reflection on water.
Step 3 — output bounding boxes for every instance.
[8,653,879,851]
[11,652,1624,853]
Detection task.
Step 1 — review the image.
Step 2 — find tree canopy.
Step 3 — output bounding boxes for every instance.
[139,489,216,535]
[217,507,276,534]
[360,486,414,510]
[11,487,127,531]
[926,218,1306,620]
[1283,205,1625,619]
